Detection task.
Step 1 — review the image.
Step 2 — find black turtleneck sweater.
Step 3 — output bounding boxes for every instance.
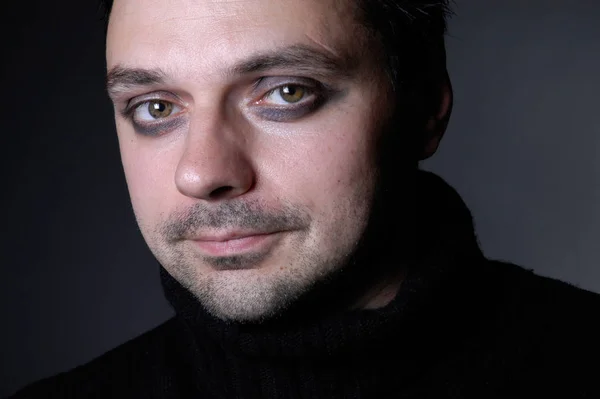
[8,172,600,398]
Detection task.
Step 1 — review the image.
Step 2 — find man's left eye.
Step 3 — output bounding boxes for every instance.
[263,85,311,105]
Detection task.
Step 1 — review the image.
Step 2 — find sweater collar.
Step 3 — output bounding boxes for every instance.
[160,170,485,359]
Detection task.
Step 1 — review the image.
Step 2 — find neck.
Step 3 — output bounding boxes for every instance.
[352,267,407,309]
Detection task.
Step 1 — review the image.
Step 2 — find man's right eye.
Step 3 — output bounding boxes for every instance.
[121,96,187,137]
[132,100,183,123]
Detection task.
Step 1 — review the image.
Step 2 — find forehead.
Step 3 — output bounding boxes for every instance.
[106,0,367,72]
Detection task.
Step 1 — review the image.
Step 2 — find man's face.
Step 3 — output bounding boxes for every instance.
[106,0,393,321]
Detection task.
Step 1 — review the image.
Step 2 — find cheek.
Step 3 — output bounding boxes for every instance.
[116,127,180,228]
[256,103,380,235]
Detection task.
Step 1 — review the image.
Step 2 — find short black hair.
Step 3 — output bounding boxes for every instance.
[356,1,452,159]
[99,1,449,84]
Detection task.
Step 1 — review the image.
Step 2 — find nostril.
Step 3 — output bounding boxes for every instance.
[209,186,235,199]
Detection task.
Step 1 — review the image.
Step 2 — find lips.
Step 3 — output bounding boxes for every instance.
[191,231,280,257]
[194,231,273,242]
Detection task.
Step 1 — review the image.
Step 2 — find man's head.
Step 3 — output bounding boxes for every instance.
[104,0,452,322]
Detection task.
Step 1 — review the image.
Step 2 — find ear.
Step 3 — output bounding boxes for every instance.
[420,71,453,160]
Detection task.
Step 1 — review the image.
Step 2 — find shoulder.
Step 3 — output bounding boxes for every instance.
[488,260,600,323]
[482,260,600,392]
[6,317,181,399]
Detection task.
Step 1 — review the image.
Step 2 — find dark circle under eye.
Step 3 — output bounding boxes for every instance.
[279,85,305,103]
[148,100,174,119]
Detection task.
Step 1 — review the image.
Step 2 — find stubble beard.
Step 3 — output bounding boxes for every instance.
[144,199,369,323]
[138,149,409,323]
[157,230,358,323]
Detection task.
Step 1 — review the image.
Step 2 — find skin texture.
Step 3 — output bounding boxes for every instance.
[106,0,450,322]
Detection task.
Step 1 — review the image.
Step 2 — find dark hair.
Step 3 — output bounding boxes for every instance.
[356,1,452,160]
[99,1,449,84]
[99,0,451,158]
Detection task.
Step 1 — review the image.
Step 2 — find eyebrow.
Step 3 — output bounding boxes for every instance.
[106,66,167,99]
[228,44,354,77]
[106,44,355,98]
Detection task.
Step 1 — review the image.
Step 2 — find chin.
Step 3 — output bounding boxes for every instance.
[159,237,357,322]
[189,268,306,322]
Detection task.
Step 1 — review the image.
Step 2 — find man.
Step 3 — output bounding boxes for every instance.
[8,0,600,397]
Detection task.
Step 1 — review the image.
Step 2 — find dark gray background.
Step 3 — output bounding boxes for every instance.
[2,0,599,396]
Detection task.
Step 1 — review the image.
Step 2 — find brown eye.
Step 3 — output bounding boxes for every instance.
[255,80,326,121]
[147,100,174,119]
[279,85,306,103]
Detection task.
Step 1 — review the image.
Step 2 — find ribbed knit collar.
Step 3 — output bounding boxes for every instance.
[159,170,488,396]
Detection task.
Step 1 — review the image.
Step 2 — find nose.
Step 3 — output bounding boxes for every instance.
[174,115,255,201]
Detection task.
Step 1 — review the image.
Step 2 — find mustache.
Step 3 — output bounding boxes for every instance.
[159,200,310,241]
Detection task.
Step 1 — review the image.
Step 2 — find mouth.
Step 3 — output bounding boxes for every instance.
[191,231,282,257]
